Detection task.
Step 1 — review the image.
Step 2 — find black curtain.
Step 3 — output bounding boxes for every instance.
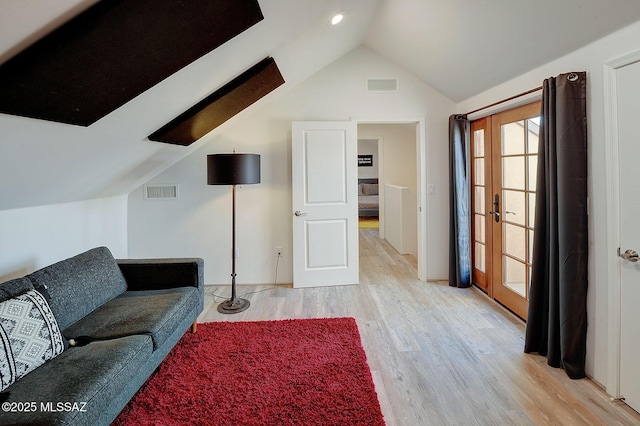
[524,72,588,379]
[448,115,471,288]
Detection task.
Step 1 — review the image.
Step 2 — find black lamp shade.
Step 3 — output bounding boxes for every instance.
[207,154,260,185]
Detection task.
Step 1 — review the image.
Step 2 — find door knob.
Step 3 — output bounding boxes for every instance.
[294,210,307,217]
[619,248,639,263]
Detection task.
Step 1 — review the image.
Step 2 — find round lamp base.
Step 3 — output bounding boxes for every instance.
[217,298,250,314]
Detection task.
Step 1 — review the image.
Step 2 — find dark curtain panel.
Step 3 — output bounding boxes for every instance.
[524,72,588,379]
[448,115,471,288]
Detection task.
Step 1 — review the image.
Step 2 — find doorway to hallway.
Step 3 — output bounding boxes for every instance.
[357,121,423,280]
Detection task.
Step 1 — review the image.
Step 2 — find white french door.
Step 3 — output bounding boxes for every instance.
[291,121,359,288]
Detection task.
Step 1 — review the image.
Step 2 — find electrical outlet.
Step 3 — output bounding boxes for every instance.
[276,246,283,257]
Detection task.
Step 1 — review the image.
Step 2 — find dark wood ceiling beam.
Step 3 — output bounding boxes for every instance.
[148,57,285,146]
[0,0,263,126]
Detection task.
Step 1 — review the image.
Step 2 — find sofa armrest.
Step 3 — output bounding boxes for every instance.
[116,258,204,291]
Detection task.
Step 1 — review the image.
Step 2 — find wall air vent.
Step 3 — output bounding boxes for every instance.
[367,78,398,92]
[144,184,179,200]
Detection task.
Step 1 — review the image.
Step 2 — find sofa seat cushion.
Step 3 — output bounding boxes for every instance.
[0,334,152,425]
[27,247,128,331]
[63,287,199,350]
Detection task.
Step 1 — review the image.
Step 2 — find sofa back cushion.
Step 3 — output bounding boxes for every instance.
[0,277,34,302]
[27,247,127,330]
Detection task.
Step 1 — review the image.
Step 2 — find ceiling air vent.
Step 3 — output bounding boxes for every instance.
[367,78,398,92]
[144,184,179,200]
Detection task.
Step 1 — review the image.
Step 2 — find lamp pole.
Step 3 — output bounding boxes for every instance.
[230,183,237,302]
[217,182,250,313]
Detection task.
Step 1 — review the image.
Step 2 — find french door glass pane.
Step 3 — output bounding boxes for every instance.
[502,156,525,190]
[504,256,527,297]
[502,121,525,155]
[475,214,485,242]
[503,190,525,226]
[527,118,540,154]
[503,223,526,262]
[474,129,484,156]
[474,158,485,185]
[475,187,485,214]
[528,229,535,264]
[527,155,537,191]
[527,193,536,227]
[475,242,485,272]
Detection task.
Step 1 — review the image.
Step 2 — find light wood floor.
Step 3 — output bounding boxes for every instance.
[198,229,640,425]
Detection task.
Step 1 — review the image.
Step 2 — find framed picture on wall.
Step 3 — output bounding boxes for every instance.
[358,155,373,167]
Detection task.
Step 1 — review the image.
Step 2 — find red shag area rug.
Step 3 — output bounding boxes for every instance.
[113,317,385,426]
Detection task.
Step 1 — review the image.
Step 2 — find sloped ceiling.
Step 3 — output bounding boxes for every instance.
[2,0,640,211]
[365,0,640,102]
[0,0,378,211]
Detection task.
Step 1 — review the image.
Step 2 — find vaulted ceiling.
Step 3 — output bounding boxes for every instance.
[2,0,640,211]
[365,0,640,102]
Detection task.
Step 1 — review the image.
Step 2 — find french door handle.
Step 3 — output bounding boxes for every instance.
[489,194,500,223]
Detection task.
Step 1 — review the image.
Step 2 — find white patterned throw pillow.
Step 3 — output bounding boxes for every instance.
[0,289,65,391]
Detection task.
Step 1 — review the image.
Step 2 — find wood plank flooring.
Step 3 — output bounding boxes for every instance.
[198,229,640,425]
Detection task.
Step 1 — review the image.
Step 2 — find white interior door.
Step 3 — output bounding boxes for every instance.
[291,121,359,288]
[617,60,640,413]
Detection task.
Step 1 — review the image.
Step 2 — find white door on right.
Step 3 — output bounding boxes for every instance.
[617,59,640,413]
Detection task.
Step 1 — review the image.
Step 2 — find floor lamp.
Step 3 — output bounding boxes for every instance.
[207,153,260,314]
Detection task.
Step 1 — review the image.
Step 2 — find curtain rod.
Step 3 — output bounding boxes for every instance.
[464,85,543,116]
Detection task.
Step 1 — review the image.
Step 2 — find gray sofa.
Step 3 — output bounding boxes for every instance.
[0,246,204,425]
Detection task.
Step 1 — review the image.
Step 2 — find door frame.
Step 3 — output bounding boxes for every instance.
[603,49,640,398]
[355,117,427,281]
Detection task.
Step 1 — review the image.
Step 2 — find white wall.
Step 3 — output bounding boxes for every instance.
[128,46,456,285]
[384,184,417,256]
[357,139,379,180]
[0,195,128,283]
[359,123,418,192]
[456,19,640,390]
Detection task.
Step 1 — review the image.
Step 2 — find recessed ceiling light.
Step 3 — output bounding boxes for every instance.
[331,12,344,26]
